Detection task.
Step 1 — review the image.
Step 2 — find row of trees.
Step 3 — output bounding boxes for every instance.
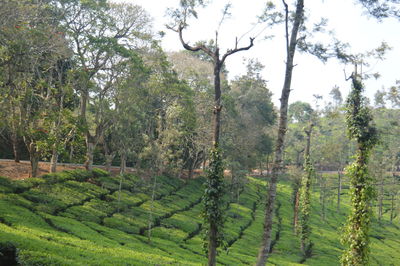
[0,0,275,180]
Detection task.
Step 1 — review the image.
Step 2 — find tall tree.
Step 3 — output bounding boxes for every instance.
[297,122,314,257]
[226,59,275,175]
[341,69,378,265]
[168,2,254,265]
[257,1,304,264]
[55,0,152,171]
[0,0,71,176]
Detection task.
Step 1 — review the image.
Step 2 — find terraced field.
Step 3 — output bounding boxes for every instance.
[0,169,399,265]
[0,169,266,265]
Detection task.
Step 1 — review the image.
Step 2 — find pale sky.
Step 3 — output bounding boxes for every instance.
[114,0,400,107]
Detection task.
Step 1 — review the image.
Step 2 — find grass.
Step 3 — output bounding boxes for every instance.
[0,169,399,265]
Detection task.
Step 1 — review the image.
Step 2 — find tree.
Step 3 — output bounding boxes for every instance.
[0,0,71,177]
[357,0,400,20]
[297,123,314,257]
[55,0,152,171]
[226,59,275,174]
[341,69,378,266]
[257,1,305,264]
[168,1,254,264]
[168,51,215,177]
[329,85,343,107]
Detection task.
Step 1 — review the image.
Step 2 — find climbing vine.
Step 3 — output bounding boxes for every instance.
[298,154,314,257]
[341,75,378,266]
[202,146,226,254]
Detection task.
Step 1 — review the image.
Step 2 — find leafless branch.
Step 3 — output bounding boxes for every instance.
[177,24,215,59]
[221,37,255,65]
[282,0,289,56]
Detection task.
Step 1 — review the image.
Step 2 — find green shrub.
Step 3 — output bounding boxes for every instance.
[91,168,109,179]
[103,215,141,234]
[0,176,15,193]
[61,205,106,223]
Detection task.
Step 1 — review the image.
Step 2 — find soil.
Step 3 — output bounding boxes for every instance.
[0,160,138,180]
[0,160,214,180]
[0,160,85,180]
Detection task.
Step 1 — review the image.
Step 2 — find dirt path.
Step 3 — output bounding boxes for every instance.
[0,159,134,180]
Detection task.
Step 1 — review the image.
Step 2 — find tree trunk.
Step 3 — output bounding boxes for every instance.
[120,153,127,175]
[256,1,304,264]
[84,137,95,171]
[117,175,124,213]
[188,164,194,179]
[299,123,313,255]
[28,143,39,178]
[68,145,74,162]
[320,178,326,220]
[177,23,254,266]
[50,146,58,173]
[206,60,222,266]
[378,178,384,222]
[81,89,95,172]
[390,194,395,223]
[337,171,342,212]
[105,154,114,173]
[11,131,20,163]
[212,62,222,146]
[293,189,300,233]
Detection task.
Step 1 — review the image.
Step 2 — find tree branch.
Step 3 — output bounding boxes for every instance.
[177,24,215,59]
[282,0,289,56]
[221,37,255,65]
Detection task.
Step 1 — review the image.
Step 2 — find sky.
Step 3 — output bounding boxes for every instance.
[113,0,400,108]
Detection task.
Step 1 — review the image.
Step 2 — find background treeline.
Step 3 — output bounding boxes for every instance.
[0,0,275,178]
[1,1,399,188]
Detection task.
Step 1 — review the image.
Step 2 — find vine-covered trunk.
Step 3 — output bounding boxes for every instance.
[257,1,304,264]
[293,188,300,232]
[337,171,342,212]
[378,178,384,221]
[176,20,253,266]
[341,75,378,266]
[298,124,314,256]
[206,60,223,266]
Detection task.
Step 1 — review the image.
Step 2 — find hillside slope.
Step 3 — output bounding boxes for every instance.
[0,170,399,265]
